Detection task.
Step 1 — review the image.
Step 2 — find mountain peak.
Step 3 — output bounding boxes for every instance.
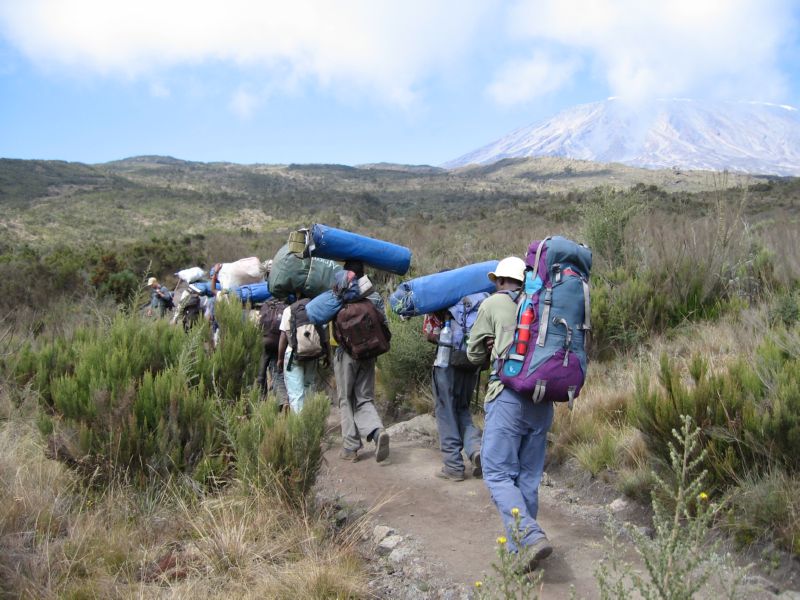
[445,99,800,176]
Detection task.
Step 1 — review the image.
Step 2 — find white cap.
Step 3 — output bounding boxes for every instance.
[488,257,526,283]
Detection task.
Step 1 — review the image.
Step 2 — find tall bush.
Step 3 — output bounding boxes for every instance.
[633,329,800,487]
[233,393,329,505]
[15,303,327,493]
[377,311,435,409]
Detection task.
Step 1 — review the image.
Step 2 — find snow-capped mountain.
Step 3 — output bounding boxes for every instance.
[445,99,800,176]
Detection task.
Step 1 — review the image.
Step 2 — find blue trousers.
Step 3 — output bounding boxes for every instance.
[482,387,554,550]
[432,366,481,474]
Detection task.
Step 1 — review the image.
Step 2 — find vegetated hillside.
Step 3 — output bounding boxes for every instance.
[0,155,787,247]
[446,98,800,176]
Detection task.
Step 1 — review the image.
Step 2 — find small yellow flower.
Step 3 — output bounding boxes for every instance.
[474,581,483,588]
[511,507,520,517]
[497,536,507,545]
[698,492,709,502]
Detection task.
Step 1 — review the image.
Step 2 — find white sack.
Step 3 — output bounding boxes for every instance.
[175,266,206,283]
[217,257,264,289]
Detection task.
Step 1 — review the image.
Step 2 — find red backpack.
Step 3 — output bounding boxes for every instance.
[333,299,391,360]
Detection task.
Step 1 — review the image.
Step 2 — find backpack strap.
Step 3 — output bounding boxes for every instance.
[532,236,552,277]
[496,289,525,361]
[578,278,591,351]
[536,286,552,347]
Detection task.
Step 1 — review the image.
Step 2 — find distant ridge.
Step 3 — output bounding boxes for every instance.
[445,99,800,176]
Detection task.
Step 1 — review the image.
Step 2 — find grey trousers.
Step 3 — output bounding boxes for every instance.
[432,365,482,473]
[334,347,384,451]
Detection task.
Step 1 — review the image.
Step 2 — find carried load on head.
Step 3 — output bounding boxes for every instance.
[268,244,342,300]
[210,257,265,290]
[175,266,206,284]
[389,260,500,318]
[306,223,412,275]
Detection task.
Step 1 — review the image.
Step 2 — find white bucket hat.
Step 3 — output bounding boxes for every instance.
[488,256,526,283]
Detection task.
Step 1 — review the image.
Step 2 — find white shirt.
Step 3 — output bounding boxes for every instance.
[279,305,292,333]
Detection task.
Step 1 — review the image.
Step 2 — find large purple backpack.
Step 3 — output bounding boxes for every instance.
[498,236,592,407]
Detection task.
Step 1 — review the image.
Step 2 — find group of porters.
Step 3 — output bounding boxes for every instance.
[154,224,593,572]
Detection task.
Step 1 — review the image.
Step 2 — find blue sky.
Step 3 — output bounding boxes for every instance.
[1,0,798,166]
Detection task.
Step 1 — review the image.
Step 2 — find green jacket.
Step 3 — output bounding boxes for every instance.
[467,291,519,402]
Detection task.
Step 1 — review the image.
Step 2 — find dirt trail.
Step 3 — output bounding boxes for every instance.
[318,410,621,599]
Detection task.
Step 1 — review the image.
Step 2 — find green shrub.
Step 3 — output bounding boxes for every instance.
[633,331,800,488]
[581,188,643,269]
[590,244,774,357]
[233,393,329,505]
[725,471,800,555]
[14,301,326,495]
[377,311,435,412]
[205,297,262,401]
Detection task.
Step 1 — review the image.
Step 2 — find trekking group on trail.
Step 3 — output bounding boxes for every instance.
[151,226,591,575]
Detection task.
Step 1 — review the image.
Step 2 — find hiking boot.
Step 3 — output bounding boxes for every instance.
[338,448,359,462]
[374,429,390,463]
[470,451,482,478]
[521,537,553,573]
[435,467,465,482]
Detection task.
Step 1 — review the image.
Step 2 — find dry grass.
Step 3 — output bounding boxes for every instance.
[0,406,367,599]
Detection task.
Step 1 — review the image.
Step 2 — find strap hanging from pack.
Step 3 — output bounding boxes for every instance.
[567,386,576,410]
[536,287,552,347]
[579,279,591,351]
[532,380,547,403]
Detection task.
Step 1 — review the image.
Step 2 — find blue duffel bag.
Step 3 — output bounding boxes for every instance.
[309,224,412,275]
[305,290,343,325]
[390,260,500,317]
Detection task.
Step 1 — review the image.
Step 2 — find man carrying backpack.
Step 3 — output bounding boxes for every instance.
[257,298,289,410]
[172,285,203,331]
[146,277,173,318]
[333,261,391,464]
[424,292,488,482]
[467,257,554,572]
[277,295,329,413]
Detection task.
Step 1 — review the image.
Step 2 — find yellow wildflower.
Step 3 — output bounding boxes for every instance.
[511,507,520,517]
[474,581,483,588]
[497,536,507,545]
[698,492,709,502]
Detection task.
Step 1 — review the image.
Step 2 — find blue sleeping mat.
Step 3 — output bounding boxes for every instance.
[305,290,343,325]
[192,281,271,304]
[390,260,500,317]
[309,224,412,275]
[232,282,271,304]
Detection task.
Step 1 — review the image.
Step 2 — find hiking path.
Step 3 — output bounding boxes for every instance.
[317,409,630,599]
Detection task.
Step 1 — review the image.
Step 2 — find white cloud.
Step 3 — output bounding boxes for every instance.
[488,52,580,105]
[495,0,796,104]
[148,82,170,98]
[229,88,259,119]
[0,0,494,108]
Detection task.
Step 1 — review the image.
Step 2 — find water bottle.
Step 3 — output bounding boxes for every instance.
[434,319,453,368]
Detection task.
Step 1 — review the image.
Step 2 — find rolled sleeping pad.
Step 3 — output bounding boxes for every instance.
[232,282,272,304]
[309,223,412,275]
[390,260,500,317]
[305,290,343,325]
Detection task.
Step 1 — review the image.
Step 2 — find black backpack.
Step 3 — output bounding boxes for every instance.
[259,299,287,352]
[333,299,391,360]
[182,293,202,328]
